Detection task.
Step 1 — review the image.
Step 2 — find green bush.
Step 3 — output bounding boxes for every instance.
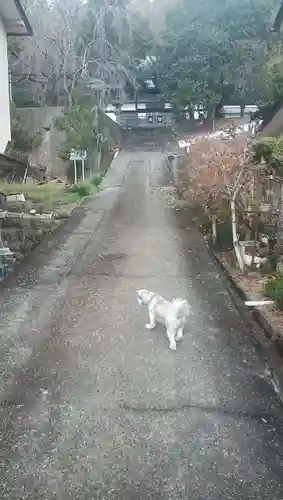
[68,183,92,197]
[252,137,278,164]
[265,272,283,310]
[5,102,43,162]
[215,222,233,250]
[90,174,102,187]
[252,137,283,177]
[199,218,211,235]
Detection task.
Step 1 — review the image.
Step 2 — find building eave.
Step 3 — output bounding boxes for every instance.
[271,2,283,32]
[0,0,33,37]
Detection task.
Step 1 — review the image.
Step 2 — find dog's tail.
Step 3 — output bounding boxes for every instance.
[172,298,190,318]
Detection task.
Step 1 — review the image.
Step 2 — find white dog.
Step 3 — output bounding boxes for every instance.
[137,289,190,351]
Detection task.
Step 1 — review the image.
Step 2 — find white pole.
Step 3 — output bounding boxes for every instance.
[212,106,216,133]
[0,211,53,220]
[23,165,28,185]
[9,71,12,102]
[212,215,217,244]
[74,160,77,184]
[245,301,274,307]
[82,159,85,181]
[231,198,244,271]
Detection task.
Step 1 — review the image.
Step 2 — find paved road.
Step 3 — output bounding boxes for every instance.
[1,151,283,499]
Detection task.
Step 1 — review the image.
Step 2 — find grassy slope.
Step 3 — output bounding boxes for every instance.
[0,183,82,213]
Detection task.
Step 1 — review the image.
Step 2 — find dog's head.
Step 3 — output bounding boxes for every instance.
[137,289,155,306]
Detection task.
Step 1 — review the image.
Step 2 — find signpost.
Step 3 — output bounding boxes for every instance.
[70,149,87,184]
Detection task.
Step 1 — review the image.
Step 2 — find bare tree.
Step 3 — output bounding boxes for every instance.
[183,130,260,271]
[9,0,84,106]
[9,0,149,108]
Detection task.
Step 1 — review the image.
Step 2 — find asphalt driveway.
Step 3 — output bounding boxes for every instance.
[0,151,283,499]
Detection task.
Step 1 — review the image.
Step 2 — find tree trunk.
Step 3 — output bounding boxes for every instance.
[212,106,216,133]
[96,148,102,173]
[212,215,217,245]
[231,198,244,271]
[276,179,283,271]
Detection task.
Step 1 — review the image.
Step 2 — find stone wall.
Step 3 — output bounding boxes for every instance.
[82,109,125,178]
[97,108,125,146]
[1,216,60,262]
[17,106,66,178]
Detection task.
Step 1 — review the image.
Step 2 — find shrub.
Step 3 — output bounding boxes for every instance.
[68,183,92,197]
[215,222,233,250]
[265,272,283,310]
[252,137,278,164]
[90,174,102,187]
[252,137,283,177]
[5,103,43,163]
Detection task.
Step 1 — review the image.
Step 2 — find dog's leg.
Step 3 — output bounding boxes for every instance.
[175,327,183,342]
[167,327,177,351]
[146,311,156,330]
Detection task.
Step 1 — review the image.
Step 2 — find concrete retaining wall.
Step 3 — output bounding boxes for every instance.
[97,108,125,146]
[17,106,126,180]
[18,107,66,178]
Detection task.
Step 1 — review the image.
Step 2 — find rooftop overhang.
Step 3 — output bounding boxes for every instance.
[0,0,33,37]
[272,2,283,32]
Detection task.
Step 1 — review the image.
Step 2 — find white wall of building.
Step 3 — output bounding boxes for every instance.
[0,15,11,154]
